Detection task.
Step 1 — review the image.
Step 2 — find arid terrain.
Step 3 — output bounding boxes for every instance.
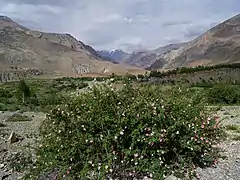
[1,14,240,82]
[0,15,145,81]
[0,7,240,180]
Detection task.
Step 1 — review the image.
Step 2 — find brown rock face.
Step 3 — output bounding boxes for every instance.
[162,14,240,70]
[122,43,185,69]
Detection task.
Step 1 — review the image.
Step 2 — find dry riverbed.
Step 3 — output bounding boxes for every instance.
[0,106,239,180]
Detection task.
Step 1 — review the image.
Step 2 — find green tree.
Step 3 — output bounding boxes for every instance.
[17,80,31,103]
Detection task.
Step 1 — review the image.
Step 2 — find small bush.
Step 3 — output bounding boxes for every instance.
[96,77,105,82]
[17,80,32,103]
[39,93,63,106]
[0,88,13,98]
[232,135,240,141]
[0,103,7,111]
[137,74,145,79]
[78,77,94,81]
[78,82,88,89]
[0,122,6,127]
[25,85,223,179]
[207,84,240,105]
[7,151,33,172]
[124,74,137,81]
[7,114,32,122]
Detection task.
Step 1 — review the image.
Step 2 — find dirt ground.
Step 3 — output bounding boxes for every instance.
[0,111,46,180]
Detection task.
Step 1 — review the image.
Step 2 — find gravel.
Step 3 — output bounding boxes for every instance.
[0,111,46,180]
[0,106,239,180]
[194,106,240,180]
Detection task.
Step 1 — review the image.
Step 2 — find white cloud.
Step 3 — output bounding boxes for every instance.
[0,0,239,52]
[95,14,122,23]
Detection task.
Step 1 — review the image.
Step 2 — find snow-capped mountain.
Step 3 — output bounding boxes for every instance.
[97,49,130,63]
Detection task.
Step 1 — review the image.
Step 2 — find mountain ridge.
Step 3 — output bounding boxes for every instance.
[97,49,130,63]
[2,13,240,77]
[154,13,240,70]
[98,14,240,71]
[0,15,144,80]
[98,43,186,69]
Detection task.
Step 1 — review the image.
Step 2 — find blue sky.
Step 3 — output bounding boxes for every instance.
[0,0,239,52]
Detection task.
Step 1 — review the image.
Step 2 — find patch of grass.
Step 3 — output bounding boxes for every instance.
[232,135,240,141]
[225,124,240,131]
[1,78,239,114]
[7,114,32,122]
[0,79,66,112]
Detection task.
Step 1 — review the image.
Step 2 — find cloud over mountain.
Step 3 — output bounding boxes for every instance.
[0,0,239,52]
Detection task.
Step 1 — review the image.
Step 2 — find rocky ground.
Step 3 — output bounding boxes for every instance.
[194,106,240,180]
[0,111,46,180]
[0,107,239,180]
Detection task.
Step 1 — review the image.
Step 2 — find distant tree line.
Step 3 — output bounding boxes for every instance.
[55,73,141,82]
[149,63,240,78]
[51,63,240,82]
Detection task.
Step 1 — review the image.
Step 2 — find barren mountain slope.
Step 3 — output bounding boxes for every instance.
[122,43,185,69]
[162,14,240,69]
[97,49,129,63]
[0,16,144,79]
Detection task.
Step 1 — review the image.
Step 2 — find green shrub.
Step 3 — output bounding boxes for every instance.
[0,103,7,111]
[78,77,94,81]
[124,74,137,81]
[17,80,31,103]
[7,151,33,172]
[78,82,88,89]
[149,63,240,78]
[39,93,63,106]
[207,84,240,105]
[25,85,223,179]
[0,122,5,127]
[0,88,13,98]
[192,82,213,88]
[5,104,20,111]
[96,77,105,82]
[137,74,145,79]
[53,80,88,91]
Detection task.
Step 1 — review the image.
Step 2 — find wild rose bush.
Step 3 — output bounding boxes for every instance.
[25,84,223,180]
